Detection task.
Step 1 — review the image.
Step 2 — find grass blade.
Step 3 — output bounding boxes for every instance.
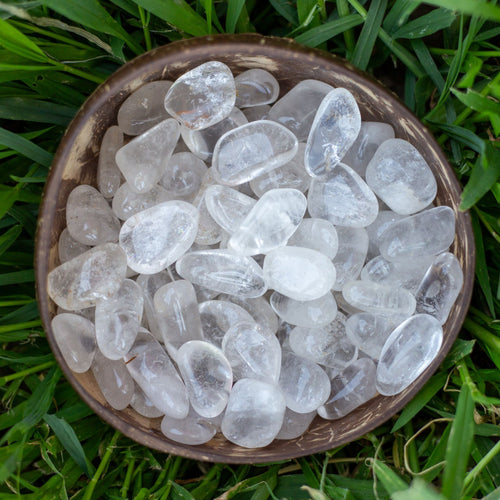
[0,17,48,62]
[0,97,76,125]
[391,8,455,39]
[372,459,408,495]
[226,0,246,33]
[422,0,500,22]
[383,0,419,33]
[0,225,22,258]
[0,126,53,167]
[392,479,445,500]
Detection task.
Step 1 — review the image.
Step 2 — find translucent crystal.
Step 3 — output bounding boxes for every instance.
[161,407,217,445]
[124,329,189,418]
[176,249,267,298]
[415,252,463,324]
[130,386,164,418]
[342,280,416,316]
[270,291,337,328]
[212,120,299,186]
[48,243,127,310]
[58,228,90,263]
[305,88,361,176]
[221,378,286,448]
[365,210,404,259]
[97,126,123,199]
[307,163,379,227]
[112,182,172,220]
[229,188,306,255]
[276,409,316,440]
[263,246,336,301]
[222,321,281,382]
[66,185,120,245]
[115,118,180,193]
[376,314,443,396]
[117,80,172,135]
[164,61,236,130]
[268,79,333,141]
[288,218,339,260]
[119,200,199,274]
[91,350,134,410]
[51,313,96,373]
[318,358,377,419]
[279,351,330,413]
[177,340,232,417]
[365,138,437,215]
[57,305,95,322]
[235,69,280,108]
[243,104,270,122]
[378,206,456,262]
[95,279,143,360]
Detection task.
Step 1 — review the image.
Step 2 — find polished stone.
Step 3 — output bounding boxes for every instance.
[235,69,280,108]
[288,218,339,260]
[276,409,316,440]
[97,126,123,199]
[112,182,172,220]
[58,228,90,263]
[130,386,164,418]
[161,407,218,445]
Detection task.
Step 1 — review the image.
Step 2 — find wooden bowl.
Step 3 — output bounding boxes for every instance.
[35,34,475,463]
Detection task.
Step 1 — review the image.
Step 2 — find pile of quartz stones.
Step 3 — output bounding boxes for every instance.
[48,61,464,449]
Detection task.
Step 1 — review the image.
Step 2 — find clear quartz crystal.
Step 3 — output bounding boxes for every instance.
[130,386,164,418]
[243,104,270,122]
[112,182,172,220]
[263,246,336,301]
[268,80,333,141]
[95,278,143,360]
[222,321,281,382]
[288,218,339,260]
[176,249,267,298]
[235,69,280,108]
[276,409,316,440]
[115,118,180,193]
[48,243,127,310]
[212,120,299,186]
[229,188,307,255]
[51,313,96,373]
[97,126,123,199]
[365,210,404,259]
[66,185,120,245]
[365,138,437,215]
[376,314,443,396]
[177,340,233,418]
[119,200,199,274]
[58,228,90,263]
[161,407,218,445]
[117,80,173,135]
[307,163,379,228]
[164,61,236,130]
[221,378,286,448]
[305,88,361,176]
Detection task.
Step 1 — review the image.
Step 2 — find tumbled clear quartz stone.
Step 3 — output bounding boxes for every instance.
[112,182,172,220]
[268,79,333,141]
[365,210,404,259]
[153,280,203,345]
[279,351,330,413]
[164,61,236,130]
[51,313,96,373]
[212,120,299,186]
[119,200,199,274]
[305,88,361,176]
[205,185,256,234]
[66,185,120,245]
[243,104,270,122]
[176,250,267,298]
[342,122,395,176]
[318,358,377,419]
[376,314,443,396]
[415,252,463,324]
[177,340,232,418]
[288,218,338,260]
[365,138,437,215]
[308,163,379,227]
[124,329,189,418]
[378,206,456,262]
[91,351,134,410]
[115,118,180,193]
[222,321,281,382]
[97,126,123,199]
[342,280,416,316]
[270,291,337,328]
[199,300,255,347]
[130,386,164,418]
[95,279,143,360]
[48,243,127,310]
[263,246,336,301]
[58,228,90,263]
[221,378,286,448]
[161,407,218,445]
[276,409,316,440]
[229,188,306,255]
[117,80,173,135]
[235,69,280,108]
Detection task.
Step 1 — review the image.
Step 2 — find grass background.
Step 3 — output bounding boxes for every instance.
[0,0,500,498]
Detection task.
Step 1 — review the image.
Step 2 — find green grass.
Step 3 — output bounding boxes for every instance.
[0,1,500,498]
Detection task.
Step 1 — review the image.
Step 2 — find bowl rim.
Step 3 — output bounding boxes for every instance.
[35,33,475,463]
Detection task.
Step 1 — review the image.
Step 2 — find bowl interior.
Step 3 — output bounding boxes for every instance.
[35,34,475,463]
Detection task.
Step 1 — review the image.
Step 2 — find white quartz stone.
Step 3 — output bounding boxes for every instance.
[376,314,443,396]
[235,69,280,108]
[243,104,270,122]
[58,228,90,263]
[276,409,316,440]
[97,126,123,199]
[112,182,172,220]
[56,305,94,322]
[288,218,339,260]
[51,313,96,373]
[161,407,218,445]
[263,246,336,301]
[119,200,199,274]
[130,386,164,418]
[221,378,286,448]
[365,210,404,259]
[164,61,236,130]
